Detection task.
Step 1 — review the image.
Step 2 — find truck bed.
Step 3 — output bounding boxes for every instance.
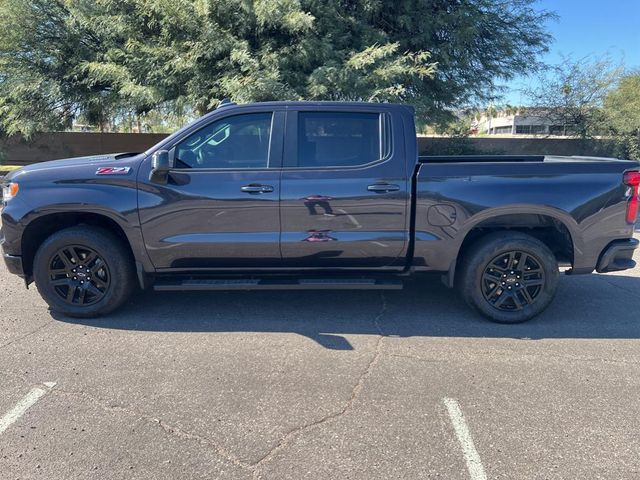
[413,154,639,276]
[418,154,637,164]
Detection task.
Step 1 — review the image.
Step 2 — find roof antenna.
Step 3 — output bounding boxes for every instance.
[218,98,236,109]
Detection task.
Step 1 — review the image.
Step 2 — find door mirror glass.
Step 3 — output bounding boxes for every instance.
[150,150,174,183]
[152,150,173,172]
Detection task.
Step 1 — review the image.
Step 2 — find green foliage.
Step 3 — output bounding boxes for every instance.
[604,72,640,160]
[0,0,553,134]
[523,56,623,138]
[433,117,472,137]
[524,58,640,160]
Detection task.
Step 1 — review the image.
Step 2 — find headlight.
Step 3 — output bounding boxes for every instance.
[2,182,19,202]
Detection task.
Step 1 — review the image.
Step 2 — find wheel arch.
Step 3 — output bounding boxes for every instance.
[21,211,137,280]
[459,213,575,263]
[443,207,578,287]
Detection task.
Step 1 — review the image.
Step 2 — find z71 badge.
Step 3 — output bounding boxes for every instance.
[96,167,131,175]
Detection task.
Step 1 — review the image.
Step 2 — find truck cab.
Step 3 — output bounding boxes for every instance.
[137,101,413,271]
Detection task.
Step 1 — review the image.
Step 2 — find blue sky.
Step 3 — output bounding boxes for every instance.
[500,0,640,105]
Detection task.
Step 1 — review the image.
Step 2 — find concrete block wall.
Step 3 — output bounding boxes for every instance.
[0,133,622,166]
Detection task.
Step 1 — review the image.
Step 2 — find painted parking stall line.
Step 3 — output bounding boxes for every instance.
[443,397,487,480]
[0,382,56,435]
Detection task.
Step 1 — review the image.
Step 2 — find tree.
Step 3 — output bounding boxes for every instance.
[0,0,554,135]
[604,72,640,160]
[523,56,623,138]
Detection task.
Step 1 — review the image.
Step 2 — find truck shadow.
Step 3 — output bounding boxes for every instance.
[53,273,640,350]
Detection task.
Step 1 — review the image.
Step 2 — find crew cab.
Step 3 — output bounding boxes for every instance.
[2,101,639,323]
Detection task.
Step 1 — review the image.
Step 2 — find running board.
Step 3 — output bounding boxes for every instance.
[153,277,403,291]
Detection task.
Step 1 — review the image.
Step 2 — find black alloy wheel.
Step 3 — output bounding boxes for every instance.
[458,231,559,324]
[47,245,111,306]
[481,250,545,311]
[33,226,136,318]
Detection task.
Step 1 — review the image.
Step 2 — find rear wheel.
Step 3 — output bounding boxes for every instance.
[458,232,559,323]
[33,226,136,318]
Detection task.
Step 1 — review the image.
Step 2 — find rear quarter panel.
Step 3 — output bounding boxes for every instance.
[414,160,639,273]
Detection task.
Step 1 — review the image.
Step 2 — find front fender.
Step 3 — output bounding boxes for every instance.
[7,179,154,275]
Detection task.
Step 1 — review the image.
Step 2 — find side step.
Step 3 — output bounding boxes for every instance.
[153,277,403,291]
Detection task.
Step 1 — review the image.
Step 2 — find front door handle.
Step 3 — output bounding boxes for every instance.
[241,184,274,193]
[368,183,400,193]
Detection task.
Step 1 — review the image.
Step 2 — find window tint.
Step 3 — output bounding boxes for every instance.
[297,112,382,168]
[175,112,273,169]
[515,124,546,135]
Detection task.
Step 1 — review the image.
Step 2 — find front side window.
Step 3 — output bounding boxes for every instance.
[297,112,383,168]
[175,112,273,169]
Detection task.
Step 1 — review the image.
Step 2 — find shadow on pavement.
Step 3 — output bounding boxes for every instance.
[52,273,640,349]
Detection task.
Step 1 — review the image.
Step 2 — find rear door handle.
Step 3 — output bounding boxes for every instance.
[368,183,400,193]
[241,184,274,193]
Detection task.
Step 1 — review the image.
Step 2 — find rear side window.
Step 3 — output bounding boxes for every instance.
[297,112,385,168]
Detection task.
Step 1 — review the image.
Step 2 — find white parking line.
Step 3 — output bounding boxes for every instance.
[337,209,362,228]
[443,398,487,480]
[0,382,56,435]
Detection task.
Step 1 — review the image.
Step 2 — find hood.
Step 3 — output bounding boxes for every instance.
[6,152,142,182]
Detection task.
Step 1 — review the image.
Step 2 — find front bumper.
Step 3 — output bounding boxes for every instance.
[1,225,25,277]
[2,252,25,277]
[596,238,639,273]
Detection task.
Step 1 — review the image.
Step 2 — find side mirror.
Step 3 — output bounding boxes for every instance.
[150,150,173,183]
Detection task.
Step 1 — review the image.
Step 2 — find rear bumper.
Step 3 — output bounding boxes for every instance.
[596,238,639,273]
[2,253,25,277]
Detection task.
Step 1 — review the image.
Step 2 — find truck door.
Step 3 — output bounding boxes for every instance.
[138,109,283,270]
[279,107,410,268]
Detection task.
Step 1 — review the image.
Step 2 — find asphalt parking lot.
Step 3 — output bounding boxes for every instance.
[1,238,640,479]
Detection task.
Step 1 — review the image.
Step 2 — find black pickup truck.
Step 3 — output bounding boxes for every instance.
[2,101,639,323]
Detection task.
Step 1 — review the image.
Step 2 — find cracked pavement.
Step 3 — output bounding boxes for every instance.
[1,236,640,479]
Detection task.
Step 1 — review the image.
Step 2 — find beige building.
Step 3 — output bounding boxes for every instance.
[475,109,573,136]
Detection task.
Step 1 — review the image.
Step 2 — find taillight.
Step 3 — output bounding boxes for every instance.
[624,171,640,224]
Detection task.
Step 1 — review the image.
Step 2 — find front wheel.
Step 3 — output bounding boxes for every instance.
[33,226,136,318]
[458,232,559,323]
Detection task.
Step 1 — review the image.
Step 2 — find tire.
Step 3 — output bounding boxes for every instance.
[33,226,136,318]
[458,232,559,324]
